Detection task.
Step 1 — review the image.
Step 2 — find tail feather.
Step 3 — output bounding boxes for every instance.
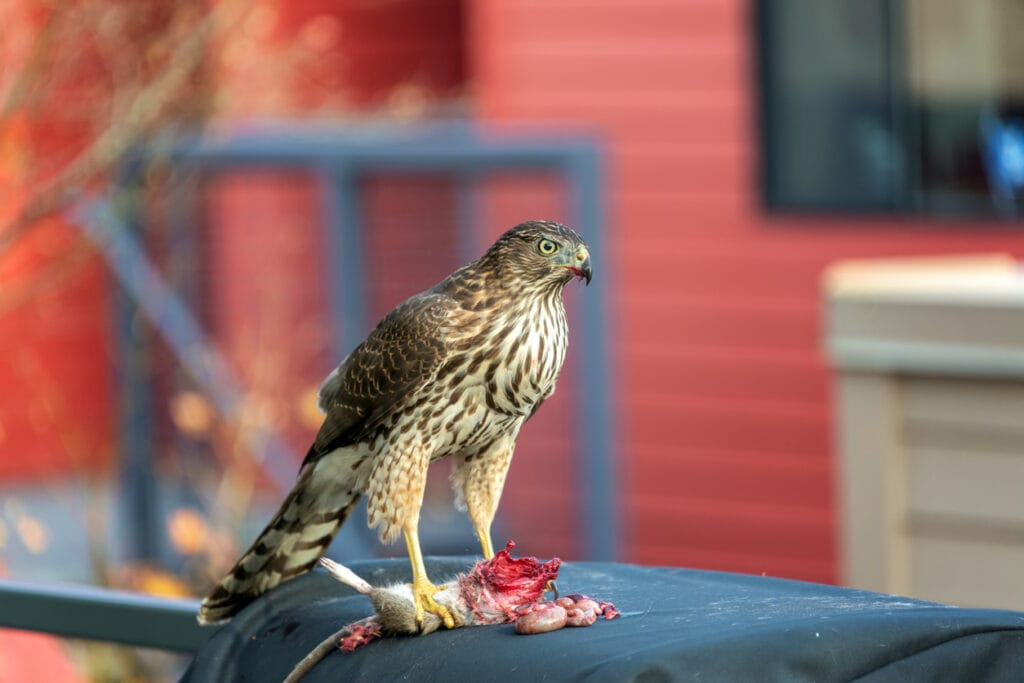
[198,470,361,625]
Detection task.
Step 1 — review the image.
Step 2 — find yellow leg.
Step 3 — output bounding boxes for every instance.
[404,526,456,630]
[475,523,494,560]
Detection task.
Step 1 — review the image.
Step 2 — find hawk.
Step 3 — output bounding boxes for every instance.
[198,220,592,628]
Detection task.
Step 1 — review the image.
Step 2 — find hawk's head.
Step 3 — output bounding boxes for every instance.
[483,220,592,289]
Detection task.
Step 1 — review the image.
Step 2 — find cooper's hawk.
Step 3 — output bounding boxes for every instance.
[198,220,591,628]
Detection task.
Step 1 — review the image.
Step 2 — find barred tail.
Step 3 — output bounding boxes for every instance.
[197,468,361,625]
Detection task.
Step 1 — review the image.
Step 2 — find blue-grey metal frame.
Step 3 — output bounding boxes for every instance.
[119,122,619,563]
[0,579,206,651]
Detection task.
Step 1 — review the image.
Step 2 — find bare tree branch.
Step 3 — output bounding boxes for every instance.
[0,0,249,254]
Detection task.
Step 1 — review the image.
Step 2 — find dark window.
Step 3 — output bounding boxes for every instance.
[757,0,1024,218]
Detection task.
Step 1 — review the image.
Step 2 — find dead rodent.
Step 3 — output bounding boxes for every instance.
[284,542,619,683]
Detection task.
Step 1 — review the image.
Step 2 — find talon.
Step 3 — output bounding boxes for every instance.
[403,526,458,630]
[410,579,456,630]
[545,580,559,600]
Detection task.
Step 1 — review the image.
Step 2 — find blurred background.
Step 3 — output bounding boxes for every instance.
[3,0,1024,679]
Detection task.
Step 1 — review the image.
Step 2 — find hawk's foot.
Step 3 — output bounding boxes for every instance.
[409,578,457,630]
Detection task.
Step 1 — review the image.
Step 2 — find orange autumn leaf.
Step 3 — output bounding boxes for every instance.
[170,391,215,438]
[167,507,209,556]
[133,566,193,599]
[15,514,49,555]
[0,109,31,228]
[298,385,323,429]
[0,110,31,171]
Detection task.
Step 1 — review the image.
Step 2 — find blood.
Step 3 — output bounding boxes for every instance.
[338,621,383,652]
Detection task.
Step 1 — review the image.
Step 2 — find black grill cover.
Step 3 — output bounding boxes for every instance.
[183,557,1024,682]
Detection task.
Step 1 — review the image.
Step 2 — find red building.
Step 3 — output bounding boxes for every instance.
[470,0,1024,583]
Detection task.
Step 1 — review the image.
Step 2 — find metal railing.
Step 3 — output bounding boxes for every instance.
[0,579,210,652]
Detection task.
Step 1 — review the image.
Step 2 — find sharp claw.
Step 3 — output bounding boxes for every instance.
[545,580,559,600]
[410,580,457,630]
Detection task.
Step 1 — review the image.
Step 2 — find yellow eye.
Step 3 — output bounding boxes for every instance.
[537,238,559,256]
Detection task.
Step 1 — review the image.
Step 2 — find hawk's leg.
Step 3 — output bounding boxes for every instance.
[469,486,556,595]
[453,435,516,561]
[475,524,495,560]
[403,524,456,630]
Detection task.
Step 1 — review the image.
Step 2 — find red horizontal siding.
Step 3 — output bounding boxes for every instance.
[490,92,748,121]
[254,0,464,108]
[0,248,113,479]
[489,0,742,40]
[628,495,834,582]
[625,347,829,407]
[628,445,832,507]
[618,253,827,303]
[362,176,462,317]
[627,495,833,556]
[501,380,583,560]
[626,396,830,454]
[204,173,335,459]
[630,542,835,585]
[622,297,820,352]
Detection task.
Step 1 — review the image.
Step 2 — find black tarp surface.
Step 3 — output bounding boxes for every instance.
[183,557,1024,682]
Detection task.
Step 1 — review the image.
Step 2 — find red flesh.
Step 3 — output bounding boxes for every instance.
[460,540,561,621]
[339,621,382,652]
[565,607,598,627]
[515,602,568,634]
[565,593,620,620]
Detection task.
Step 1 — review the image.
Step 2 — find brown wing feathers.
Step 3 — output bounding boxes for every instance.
[304,293,455,465]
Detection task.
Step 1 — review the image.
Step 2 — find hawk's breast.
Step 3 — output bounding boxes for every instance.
[416,292,569,460]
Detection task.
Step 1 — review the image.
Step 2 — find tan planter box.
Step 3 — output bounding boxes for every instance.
[825,254,1024,610]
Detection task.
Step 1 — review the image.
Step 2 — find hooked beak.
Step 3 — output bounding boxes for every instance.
[565,245,592,285]
[578,257,592,285]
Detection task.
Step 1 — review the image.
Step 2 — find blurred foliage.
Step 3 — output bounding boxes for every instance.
[0,0,472,678]
[0,0,365,680]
